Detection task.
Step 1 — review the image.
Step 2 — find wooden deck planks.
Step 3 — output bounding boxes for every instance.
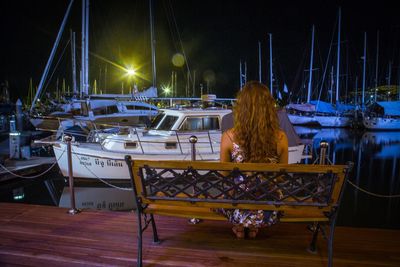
[0,202,399,267]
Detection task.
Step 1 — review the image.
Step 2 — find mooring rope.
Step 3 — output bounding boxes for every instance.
[347,180,400,198]
[0,148,66,179]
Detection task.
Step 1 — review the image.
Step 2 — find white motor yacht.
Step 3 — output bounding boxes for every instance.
[53,108,306,181]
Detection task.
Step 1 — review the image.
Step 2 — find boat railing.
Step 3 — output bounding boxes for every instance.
[174,131,183,154]
[57,119,220,155]
[58,119,147,142]
[98,128,221,156]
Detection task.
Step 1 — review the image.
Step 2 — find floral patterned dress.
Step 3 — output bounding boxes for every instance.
[218,142,281,228]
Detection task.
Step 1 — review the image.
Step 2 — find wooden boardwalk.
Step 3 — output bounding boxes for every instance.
[0,203,399,267]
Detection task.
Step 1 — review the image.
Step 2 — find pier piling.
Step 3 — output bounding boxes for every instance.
[64,135,80,215]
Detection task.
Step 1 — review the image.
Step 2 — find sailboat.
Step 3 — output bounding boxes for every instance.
[288,8,354,128]
[286,25,318,126]
[311,7,354,127]
[362,101,400,130]
[29,0,158,132]
[361,31,400,130]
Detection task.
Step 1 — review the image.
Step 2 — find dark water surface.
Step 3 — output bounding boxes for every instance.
[295,127,400,229]
[1,127,399,229]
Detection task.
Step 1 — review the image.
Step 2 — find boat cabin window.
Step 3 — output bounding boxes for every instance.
[180,116,220,131]
[157,115,179,130]
[126,105,157,111]
[92,105,119,116]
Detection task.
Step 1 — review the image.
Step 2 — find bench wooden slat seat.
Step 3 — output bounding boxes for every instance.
[146,204,331,222]
[125,157,352,267]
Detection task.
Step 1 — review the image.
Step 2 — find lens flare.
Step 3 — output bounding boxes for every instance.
[172,53,185,67]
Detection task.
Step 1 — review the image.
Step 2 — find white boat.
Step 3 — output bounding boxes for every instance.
[29,111,73,131]
[287,10,355,128]
[362,101,400,130]
[30,90,159,131]
[53,108,306,181]
[287,101,353,127]
[313,101,355,127]
[286,103,318,125]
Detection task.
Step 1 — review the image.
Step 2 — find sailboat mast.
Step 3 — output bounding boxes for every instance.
[330,66,334,103]
[398,60,400,100]
[374,30,379,102]
[269,33,273,95]
[387,61,392,87]
[258,41,262,83]
[81,0,86,97]
[149,0,157,89]
[85,0,89,95]
[362,32,367,107]
[355,76,358,105]
[335,7,341,103]
[307,25,315,103]
[70,30,77,96]
[30,0,74,113]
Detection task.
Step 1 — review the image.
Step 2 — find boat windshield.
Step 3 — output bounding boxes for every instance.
[150,112,165,128]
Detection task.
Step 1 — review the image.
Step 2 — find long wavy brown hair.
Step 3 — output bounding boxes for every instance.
[233,81,279,163]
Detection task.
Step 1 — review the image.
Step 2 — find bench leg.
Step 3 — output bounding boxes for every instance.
[307,222,320,253]
[137,211,143,267]
[328,215,337,267]
[150,214,160,243]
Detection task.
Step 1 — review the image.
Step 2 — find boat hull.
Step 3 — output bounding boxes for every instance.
[363,117,400,130]
[313,115,352,127]
[53,142,305,180]
[287,114,317,125]
[30,116,66,131]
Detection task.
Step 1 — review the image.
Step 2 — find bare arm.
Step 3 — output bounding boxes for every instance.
[220,130,233,162]
[278,130,289,164]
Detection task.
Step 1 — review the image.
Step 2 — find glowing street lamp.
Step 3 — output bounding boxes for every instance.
[161,84,171,96]
[126,68,136,77]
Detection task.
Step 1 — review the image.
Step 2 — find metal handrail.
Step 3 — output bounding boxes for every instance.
[57,120,220,156]
[98,129,220,156]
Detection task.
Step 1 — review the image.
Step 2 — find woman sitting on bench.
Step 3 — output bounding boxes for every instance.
[219,81,289,239]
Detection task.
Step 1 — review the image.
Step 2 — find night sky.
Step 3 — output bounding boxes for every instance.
[1,0,399,103]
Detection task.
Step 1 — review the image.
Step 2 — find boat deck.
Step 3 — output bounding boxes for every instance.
[0,203,399,266]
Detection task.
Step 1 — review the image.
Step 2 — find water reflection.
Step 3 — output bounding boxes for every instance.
[295,127,400,229]
[0,169,65,206]
[0,171,135,211]
[362,131,400,159]
[59,186,135,211]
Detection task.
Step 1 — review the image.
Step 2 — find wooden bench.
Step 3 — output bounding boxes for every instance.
[125,157,352,267]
